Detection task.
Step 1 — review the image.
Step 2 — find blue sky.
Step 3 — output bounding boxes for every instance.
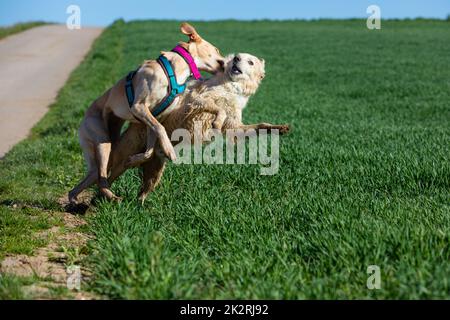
[0,0,448,27]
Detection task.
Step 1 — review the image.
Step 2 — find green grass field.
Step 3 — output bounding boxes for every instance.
[0,20,449,299]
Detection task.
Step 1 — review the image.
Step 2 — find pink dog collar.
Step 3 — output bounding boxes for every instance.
[172,45,202,80]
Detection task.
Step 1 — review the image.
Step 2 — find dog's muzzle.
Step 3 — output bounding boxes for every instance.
[231,63,242,75]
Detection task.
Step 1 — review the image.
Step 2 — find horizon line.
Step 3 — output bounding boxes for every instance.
[2,16,449,28]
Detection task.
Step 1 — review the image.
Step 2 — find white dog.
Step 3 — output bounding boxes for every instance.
[78,53,290,202]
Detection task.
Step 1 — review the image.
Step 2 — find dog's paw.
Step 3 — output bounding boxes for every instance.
[68,197,77,205]
[138,193,148,206]
[99,187,122,202]
[212,120,224,130]
[111,195,122,202]
[68,192,78,205]
[160,144,177,162]
[276,124,290,135]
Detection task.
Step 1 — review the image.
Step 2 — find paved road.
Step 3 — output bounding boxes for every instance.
[0,25,103,158]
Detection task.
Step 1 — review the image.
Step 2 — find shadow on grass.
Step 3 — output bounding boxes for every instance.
[63,202,90,215]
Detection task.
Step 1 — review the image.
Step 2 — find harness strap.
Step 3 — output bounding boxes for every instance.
[124,56,187,118]
[172,45,202,80]
[152,55,186,117]
[125,69,138,108]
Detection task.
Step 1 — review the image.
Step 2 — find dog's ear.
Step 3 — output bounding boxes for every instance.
[181,22,201,42]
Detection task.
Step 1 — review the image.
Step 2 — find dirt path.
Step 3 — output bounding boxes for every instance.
[0,25,103,158]
[0,202,97,299]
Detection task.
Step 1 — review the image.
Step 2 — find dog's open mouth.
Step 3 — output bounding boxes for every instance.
[231,64,242,75]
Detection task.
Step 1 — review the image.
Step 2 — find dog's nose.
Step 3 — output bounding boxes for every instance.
[218,59,224,69]
[234,55,240,63]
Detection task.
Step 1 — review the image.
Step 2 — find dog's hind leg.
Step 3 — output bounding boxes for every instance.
[138,154,167,203]
[108,123,147,185]
[69,171,97,204]
[108,113,125,147]
[69,141,98,204]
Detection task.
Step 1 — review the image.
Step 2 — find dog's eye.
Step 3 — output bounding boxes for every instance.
[248,60,254,66]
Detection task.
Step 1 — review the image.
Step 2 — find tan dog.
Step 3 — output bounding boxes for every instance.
[107,53,289,201]
[69,23,224,203]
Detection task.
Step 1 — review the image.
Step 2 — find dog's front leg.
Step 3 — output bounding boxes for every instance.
[237,123,290,135]
[201,102,227,130]
[130,101,176,161]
